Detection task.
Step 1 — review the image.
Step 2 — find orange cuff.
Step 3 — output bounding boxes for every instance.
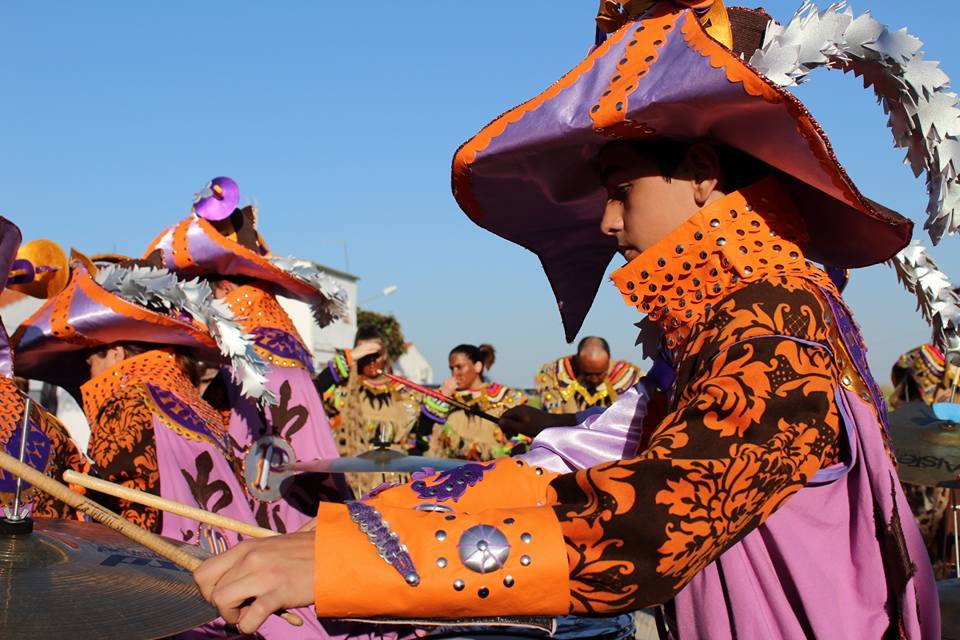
[313,501,569,619]
[365,458,559,512]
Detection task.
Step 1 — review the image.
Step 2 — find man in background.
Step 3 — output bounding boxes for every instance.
[536,336,642,413]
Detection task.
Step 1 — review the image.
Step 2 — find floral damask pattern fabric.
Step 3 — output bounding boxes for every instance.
[87,388,161,531]
[549,280,843,613]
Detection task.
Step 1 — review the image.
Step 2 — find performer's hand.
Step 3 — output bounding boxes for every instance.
[351,340,382,362]
[195,533,315,635]
[499,405,576,438]
[439,376,457,397]
[297,518,316,532]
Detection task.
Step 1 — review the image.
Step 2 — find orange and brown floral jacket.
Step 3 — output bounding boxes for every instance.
[310,179,848,618]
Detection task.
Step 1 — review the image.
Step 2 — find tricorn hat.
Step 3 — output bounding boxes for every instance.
[452,1,960,340]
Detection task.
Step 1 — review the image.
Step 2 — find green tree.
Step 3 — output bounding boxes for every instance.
[357,308,406,361]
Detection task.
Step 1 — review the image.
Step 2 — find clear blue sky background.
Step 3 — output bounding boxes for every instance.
[2,1,959,388]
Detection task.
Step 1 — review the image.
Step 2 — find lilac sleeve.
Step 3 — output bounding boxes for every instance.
[517,380,653,473]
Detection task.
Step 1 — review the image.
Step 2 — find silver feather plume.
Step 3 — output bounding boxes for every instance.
[95,264,278,406]
[750,2,960,244]
[266,255,348,328]
[889,242,960,358]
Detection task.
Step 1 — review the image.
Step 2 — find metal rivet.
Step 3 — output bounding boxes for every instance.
[504,575,515,588]
[675,244,684,254]
[445,515,456,521]
[657,258,666,267]
[520,555,532,566]
[626,281,635,290]
[694,231,703,240]
[630,294,638,303]
[743,266,753,275]
[716,237,727,246]
[436,530,447,541]
[478,587,490,598]
[535,467,543,476]
[841,375,852,387]
[521,533,532,543]
[503,518,515,524]
[710,219,720,228]
[437,557,448,568]
[453,580,465,591]
[729,209,738,218]
[744,204,753,211]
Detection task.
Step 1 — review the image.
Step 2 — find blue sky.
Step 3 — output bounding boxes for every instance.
[2,1,959,388]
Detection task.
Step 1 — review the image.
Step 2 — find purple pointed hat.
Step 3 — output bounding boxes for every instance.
[146,178,347,326]
[192,177,240,222]
[451,1,915,341]
[12,257,221,395]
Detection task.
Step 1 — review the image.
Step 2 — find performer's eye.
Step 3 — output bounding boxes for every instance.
[609,182,632,202]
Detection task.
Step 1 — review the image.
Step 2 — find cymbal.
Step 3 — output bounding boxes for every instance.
[294,448,465,474]
[888,401,960,487]
[0,518,216,639]
[941,580,960,640]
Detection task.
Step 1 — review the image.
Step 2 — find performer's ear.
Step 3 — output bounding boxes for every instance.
[685,143,722,206]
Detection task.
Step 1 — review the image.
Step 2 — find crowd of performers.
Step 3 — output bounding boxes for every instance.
[2,0,959,638]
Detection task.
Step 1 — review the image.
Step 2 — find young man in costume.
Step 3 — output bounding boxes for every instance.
[536,336,642,414]
[194,2,941,638]
[0,218,86,520]
[146,177,350,530]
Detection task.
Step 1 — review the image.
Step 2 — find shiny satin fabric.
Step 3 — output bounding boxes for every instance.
[519,382,652,473]
[12,264,220,396]
[148,215,317,299]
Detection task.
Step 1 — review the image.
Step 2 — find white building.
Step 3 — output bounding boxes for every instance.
[394,343,434,385]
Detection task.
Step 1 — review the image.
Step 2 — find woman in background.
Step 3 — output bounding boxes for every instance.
[425,343,527,461]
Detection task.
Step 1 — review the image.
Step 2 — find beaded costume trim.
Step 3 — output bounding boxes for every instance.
[346,501,420,586]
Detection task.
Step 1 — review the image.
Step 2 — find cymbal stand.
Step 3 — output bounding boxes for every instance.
[1,397,33,533]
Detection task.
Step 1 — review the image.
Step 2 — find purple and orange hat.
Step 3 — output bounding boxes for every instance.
[146,177,346,325]
[450,0,951,340]
[11,254,222,396]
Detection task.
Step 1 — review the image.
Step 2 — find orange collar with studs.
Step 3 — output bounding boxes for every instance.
[611,177,836,357]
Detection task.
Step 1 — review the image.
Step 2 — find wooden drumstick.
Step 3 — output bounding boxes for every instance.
[0,449,302,627]
[64,470,277,539]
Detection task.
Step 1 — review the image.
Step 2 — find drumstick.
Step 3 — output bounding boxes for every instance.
[0,449,302,627]
[64,470,277,539]
[382,372,502,424]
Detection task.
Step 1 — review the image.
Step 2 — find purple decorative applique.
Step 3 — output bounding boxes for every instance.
[251,326,315,373]
[146,385,230,452]
[410,462,495,503]
[0,417,51,495]
[361,480,401,500]
[346,501,419,586]
[821,290,890,430]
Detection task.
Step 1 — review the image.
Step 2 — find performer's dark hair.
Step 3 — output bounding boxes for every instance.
[354,325,383,346]
[625,139,775,193]
[576,336,610,355]
[450,344,496,377]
